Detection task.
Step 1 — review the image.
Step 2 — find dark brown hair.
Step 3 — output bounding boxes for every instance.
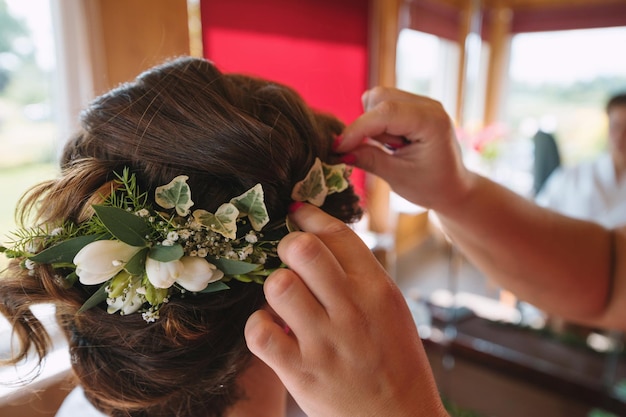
[607,92,626,113]
[0,56,361,417]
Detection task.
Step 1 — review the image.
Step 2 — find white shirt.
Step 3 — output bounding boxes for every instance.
[535,152,626,228]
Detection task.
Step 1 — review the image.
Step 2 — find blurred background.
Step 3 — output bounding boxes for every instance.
[0,1,625,416]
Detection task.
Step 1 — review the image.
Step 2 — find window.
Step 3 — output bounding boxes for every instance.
[396,28,460,118]
[505,27,626,166]
[1,0,59,250]
[0,0,65,400]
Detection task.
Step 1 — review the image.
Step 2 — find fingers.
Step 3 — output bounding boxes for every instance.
[338,87,449,153]
[245,308,299,371]
[361,86,424,111]
[284,204,387,280]
[263,266,329,332]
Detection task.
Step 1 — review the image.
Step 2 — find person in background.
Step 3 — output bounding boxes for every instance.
[536,92,626,228]
[246,87,626,417]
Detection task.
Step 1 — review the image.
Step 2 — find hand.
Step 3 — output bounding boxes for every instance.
[244,204,448,417]
[337,87,473,212]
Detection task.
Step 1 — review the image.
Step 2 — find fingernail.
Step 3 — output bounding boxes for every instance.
[339,153,356,165]
[384,141,405,150]
[332,134,343,151]
[288,201,305,213]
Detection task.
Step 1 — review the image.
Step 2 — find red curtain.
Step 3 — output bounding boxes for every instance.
[200,0,368,199]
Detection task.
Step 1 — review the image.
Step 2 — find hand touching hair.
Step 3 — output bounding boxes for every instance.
[0,56,361,417]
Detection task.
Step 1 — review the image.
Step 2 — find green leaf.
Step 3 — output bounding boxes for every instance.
[93,205,149,247]
[77,284,109,314]
[230,184,269,231]
[64,271,78,287]
[233,274,253,282]
[154,175,194,216]
[199,280,230,293]
[144,283,169,305]
[291,157,328,206]
[208,256,261,275]
[30,235,101,264]
[124,248,148,275]
[149,244,184,262]
[193,203,239,239]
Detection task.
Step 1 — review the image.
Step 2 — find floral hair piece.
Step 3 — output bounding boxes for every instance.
[1,158,350,322]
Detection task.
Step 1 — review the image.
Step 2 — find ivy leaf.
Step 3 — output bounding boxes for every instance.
[322,162,349,194]
[208,256,261,275]
[193,203,239,240]
[291,157,328,206]
[77,284,109,314]
[149,244,184,262]
[93,205,149,247]
[30,235,101,264]
[230,184,269,231]
[155,175,194,216]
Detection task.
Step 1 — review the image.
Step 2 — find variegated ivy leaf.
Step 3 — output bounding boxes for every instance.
[155,175,194,216]
[230,183,269,231]
[193,203,239,240]
[291,157,328,207]
[322,162,349,194]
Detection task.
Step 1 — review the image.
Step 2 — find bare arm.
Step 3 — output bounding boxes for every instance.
[338,87,626,330]
[437,173,620,327]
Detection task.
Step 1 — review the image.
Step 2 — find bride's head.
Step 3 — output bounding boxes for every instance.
[0,56,361,417]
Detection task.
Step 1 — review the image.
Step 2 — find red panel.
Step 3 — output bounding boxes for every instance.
[200,0,368,123]
[200,0,368,200]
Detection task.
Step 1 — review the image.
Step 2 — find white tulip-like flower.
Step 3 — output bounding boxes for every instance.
[146,256,224,292]
[74,240,143,285]
[176,256,224,292]
[145,257,184,289]
[107,288,144,315]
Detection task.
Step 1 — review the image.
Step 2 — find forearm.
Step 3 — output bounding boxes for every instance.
[434,173,613,323]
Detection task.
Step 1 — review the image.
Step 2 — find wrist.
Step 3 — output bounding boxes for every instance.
[431,169,481,218]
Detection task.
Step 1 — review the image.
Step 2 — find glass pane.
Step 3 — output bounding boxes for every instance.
[1,0,58,252]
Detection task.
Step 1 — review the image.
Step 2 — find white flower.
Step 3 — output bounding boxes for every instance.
[136,208,150,218]
[197,247,208,258]
[50,227,64,236]
[24,259,36,270]
[74,240,143,285]
[167,231,179,241]
[245,231,258,243]
[178,229,191,240]
[238,245,254,260]
[175,256,224,292]
[161,239,175,246]
[107,286,144,315]
[145,256,224,292]
[145,257,184,289]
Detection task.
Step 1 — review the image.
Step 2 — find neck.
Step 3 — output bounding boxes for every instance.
[226,356,287,417]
